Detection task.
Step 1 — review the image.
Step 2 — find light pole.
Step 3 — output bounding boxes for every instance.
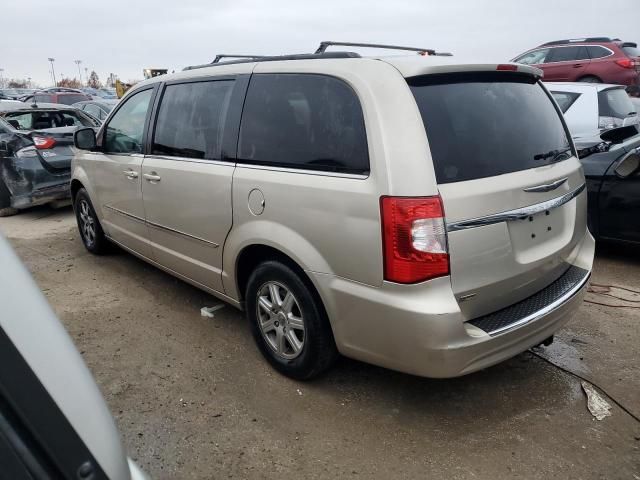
[47,58,56,86]
[0,68,4,88]
[27,77,32,88]
[74,60,82,85]
[84,67,88,86]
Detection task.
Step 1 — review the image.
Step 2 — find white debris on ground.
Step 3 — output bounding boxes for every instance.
[200,304,225,318]
[581,381,612,421]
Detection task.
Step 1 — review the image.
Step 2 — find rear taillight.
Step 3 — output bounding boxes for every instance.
[615,58,639,69]
[380,196,449,284]
[32,136,56,149]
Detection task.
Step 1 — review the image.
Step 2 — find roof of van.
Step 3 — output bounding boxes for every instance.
[131,55,543,91]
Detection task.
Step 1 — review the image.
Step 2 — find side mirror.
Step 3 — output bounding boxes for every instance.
[74,127,97,151]
[614,152,640,178]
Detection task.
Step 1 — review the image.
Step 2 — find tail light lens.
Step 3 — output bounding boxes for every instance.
[32,135,56,149]
[615,58,639,69]
[380,196,449,284]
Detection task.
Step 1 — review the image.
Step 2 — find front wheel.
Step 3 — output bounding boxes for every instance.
[246,260,338,380]
[74,188,109,254]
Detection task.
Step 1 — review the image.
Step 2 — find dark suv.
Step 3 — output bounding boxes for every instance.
[512,37,640,85]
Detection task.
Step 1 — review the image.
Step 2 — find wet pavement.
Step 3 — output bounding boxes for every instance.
[1,206,639,479]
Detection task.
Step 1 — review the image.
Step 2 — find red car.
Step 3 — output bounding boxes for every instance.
[512,37,640,85]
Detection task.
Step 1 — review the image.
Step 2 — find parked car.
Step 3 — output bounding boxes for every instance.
[0,233,147,479]
[512,37,640,85]
[73,99,118,123]
[21,91,92,105]
[71,43,594,379]
[546,82,639,138]
[0,103,98,216]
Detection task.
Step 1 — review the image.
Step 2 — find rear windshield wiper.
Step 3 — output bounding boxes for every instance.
[534,147,572,162]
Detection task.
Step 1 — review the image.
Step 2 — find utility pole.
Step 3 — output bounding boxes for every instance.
[74,59,82,84]
[47,58,56,86]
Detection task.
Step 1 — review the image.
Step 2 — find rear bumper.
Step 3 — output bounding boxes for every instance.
[311,229,595,378]
[10,181,70,209]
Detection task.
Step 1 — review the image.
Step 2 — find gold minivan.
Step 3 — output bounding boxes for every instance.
[71,43,594,379]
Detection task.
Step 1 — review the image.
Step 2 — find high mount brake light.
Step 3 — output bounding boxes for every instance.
[380,196,450,284]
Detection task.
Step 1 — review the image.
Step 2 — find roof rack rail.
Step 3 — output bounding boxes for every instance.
[541,37,620,46]
[212,54,267,64]
[315,41,437,56]
[183,52,361,71]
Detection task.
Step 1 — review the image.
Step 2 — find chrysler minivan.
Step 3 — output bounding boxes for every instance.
[71,44,594,379]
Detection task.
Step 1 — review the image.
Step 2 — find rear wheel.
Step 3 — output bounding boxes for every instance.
[246,260,338,380]
[74,188,109,254]
[578,75,602,83]
[0,207,19,217]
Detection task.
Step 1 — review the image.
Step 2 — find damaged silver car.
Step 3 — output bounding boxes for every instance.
[0,102,99,216]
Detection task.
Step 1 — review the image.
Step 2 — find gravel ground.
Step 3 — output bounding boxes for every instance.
[1,205,639,480]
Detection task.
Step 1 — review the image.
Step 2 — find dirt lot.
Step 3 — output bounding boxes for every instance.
[1,205,639,479]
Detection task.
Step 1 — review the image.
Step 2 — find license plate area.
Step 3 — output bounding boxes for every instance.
[508,206,571,263]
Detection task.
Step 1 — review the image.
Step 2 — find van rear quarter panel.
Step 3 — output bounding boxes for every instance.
[223,59,439,300]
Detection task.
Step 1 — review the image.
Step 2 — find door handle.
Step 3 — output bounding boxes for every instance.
[572,64,584,68]
[143,172,161,182]
[123,169,138,179]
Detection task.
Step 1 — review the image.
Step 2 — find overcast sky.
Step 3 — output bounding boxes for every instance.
[1,0,639,87]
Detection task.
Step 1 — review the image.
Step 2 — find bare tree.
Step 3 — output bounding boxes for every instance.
[87,71,102,89]
[7,79,28,88]
[57,78,83,88]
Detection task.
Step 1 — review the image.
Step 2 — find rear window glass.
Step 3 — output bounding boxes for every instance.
[622,45,640,57]
[152,80,233,159]
[238,73,369,174]
[551,91,581,113]
[598,88,636,119]
[57,94,89,105]
[34,94,53,103]
[409,73,572,184]
[4,110,95,129]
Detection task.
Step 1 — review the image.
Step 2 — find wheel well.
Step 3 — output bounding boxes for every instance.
[70,179,84,203]
[235,245,303,300]
[578,75,601,83]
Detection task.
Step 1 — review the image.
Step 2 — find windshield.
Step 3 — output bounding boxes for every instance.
[409,72,572,184]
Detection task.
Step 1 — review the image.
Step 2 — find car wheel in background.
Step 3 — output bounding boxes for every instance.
[74,188,109,254]
[578,75,602,83]
[0,207,19,217]
[246,260,338,380]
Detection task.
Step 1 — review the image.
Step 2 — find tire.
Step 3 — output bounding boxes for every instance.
[0,207,19,217]
[74,188,109,254]
[578,75,602,83]
[246,260,338,380]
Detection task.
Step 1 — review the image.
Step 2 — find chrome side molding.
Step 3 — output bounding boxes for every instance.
[446,183,585,233]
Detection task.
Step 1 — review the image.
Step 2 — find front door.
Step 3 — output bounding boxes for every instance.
[91,87,155,258]
[543,46,590,81]
[141,78,237,292]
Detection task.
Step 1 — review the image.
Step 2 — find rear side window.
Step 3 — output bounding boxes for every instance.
[587,45,612,59]
[238,74,369,174]
[551,91,581,113]
[622,45,640,57]
[598,88,636,119]
[152,80,233,159]
[409,73,572,184]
